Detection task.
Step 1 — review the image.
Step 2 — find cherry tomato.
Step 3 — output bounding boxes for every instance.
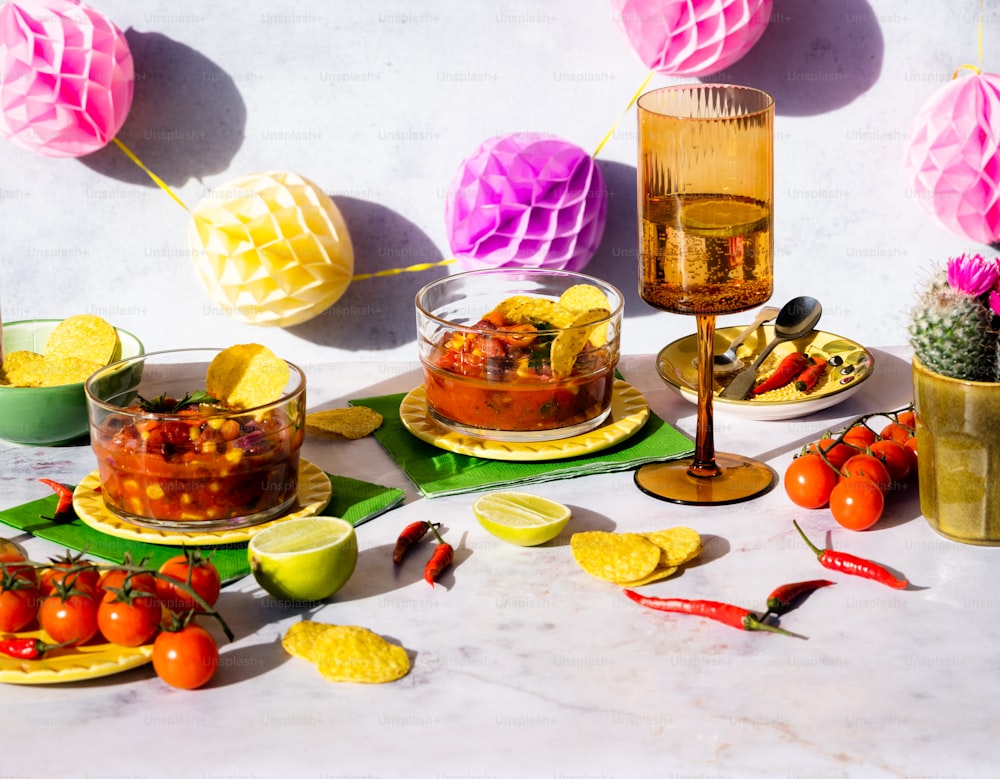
[40,560,100,596]
[97,594,161,647]
[841,453,892,494]
[807,437,855,470]
[842,424,877,450]
[904,436,919,475]
[830,475,884,531]
[39,591,100,646]
[896,410,916,429]
[869,438,911,483]
[783,453,839,509]
[879,422,912,445]
[152,623,219,689]
[0,552,40,632]
[98,568,158,604]
[156,554,221,613]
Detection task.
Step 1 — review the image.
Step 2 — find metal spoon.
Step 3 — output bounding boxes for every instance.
[718,296,823,400]
[713,305,781,375]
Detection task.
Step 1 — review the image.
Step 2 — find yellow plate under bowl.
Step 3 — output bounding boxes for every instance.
[0,627,154,685]
[656,326,875,421]
[72,459,333,546]
[400,379,650,461]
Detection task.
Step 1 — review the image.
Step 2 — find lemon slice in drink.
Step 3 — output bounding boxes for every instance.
[681,198,769,238]
[248,517,358,603]
[472,491,572,547]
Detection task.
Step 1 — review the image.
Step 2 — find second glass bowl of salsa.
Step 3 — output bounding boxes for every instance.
[416,269,623,443]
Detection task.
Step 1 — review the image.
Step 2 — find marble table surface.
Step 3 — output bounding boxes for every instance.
[1,349,996,779]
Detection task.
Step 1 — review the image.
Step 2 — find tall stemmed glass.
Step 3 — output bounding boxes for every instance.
[634,84,775,505]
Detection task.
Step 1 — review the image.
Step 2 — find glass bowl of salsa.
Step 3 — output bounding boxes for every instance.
[416,269,623,443]
[84,348,306,531]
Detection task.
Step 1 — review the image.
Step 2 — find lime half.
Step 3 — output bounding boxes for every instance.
[472,491,572,547]
[248,517,358,603]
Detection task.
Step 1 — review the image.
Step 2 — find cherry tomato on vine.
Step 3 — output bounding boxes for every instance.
[152,623,219,689]
[904,436,919,474]
[879,422,912,445]
[98,568,158,604]
[156,553,221,613]
[807,437,855,470]
[40,559,100,597]
[784,453,839,509]
[829,475,884,531]
[841,454,892,494]
[842,424,877,450]
[896,410,916,429]
[869,438,911,482]
[97,593,161,647]
[39,591,99,646]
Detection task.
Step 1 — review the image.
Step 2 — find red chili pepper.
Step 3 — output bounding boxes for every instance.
[38,478,73,516]
[752,352,810,395]
[0,637,70,660]
[794,355,828,393]
[423,524,453,587]
[623,589,798,636]
[392,521,435,565]
[792,520,908,589]
[764,579,835,616]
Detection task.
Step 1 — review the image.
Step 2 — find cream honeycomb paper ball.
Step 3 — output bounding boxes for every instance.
[189,171,354,327]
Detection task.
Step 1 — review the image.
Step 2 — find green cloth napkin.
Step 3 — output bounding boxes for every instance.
[351,391,694,498]
[0,474,404,584]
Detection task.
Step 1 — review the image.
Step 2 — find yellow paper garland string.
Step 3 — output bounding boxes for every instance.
[593,69,655,158]
[952,0,985,79]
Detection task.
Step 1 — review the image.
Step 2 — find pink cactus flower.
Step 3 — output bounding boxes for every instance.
[947,253,1000,297]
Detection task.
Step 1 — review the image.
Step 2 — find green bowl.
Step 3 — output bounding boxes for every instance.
[0,319,144,446]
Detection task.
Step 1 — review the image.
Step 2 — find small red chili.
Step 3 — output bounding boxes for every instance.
[794,355,828,393]
[752,352,810,395]
[392,521,437,565]
[764,579,835,617]
[623,589,798,637]
[423,524,453,587]
[38,478,73,516]
[0,636,71,660]
[793,520,908,590]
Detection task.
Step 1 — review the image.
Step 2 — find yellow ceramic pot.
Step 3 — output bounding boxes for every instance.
[913,356,1000,545]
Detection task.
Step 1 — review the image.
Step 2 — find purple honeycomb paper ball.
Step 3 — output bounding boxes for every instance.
[445,133,608,272]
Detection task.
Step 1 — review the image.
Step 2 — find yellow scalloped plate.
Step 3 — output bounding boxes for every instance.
[656,326,875,421]
[400,379,650,461]
[72,459,332,546]
[0,627,154,685]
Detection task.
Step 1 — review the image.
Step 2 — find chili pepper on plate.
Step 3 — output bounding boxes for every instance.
[38,478,73,517]
[764,579,835,618]
[794,355,828,393]
[0,636,71,660]
[424,524,454,587]
[392,520,437,565]
[752,352,810,395]
[793,520,908,589]
[623,589,799,637]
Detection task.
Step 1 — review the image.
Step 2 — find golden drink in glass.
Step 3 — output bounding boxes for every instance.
[635,84,775,505]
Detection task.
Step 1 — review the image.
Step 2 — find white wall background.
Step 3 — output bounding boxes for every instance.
[0,0,990,373]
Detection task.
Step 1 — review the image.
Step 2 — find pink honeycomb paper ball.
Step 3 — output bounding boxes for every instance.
[612,0,772,77]
[445,133,607,272]
[0,0,134,157]
[904,72,1000,244]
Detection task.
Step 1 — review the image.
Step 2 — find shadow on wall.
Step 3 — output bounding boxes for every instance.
[78,30,247,186]
[287,196,446,351]
[704,0,884,115]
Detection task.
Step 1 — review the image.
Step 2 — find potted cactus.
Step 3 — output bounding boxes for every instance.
[909,252,1000,544]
